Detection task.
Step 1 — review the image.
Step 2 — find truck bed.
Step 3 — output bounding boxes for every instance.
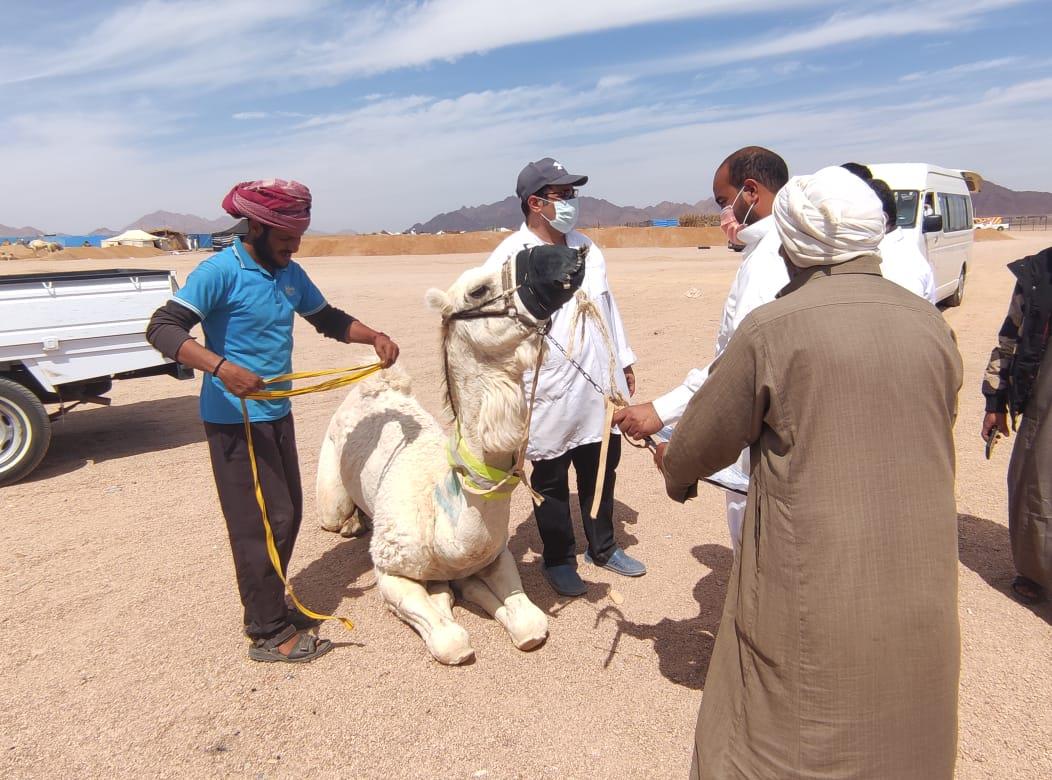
[0,268,178,392]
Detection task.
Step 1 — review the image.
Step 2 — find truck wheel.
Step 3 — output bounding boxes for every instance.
[0,377,52,486]
[947,265,966,308]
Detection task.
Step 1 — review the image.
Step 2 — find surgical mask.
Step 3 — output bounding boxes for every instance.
[719,205,741,244]
[730,185,756,227]
[541,197,580,234]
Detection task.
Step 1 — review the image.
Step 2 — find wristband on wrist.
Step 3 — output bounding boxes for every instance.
[212,357,227,375]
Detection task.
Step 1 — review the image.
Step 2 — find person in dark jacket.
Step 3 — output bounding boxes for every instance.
[982,246,1052,604]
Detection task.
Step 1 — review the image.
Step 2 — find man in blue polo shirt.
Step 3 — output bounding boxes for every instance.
[147,179,399,664]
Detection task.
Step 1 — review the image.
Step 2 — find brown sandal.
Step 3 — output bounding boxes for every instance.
[1011,575,1046,605]
[248,626,333,664]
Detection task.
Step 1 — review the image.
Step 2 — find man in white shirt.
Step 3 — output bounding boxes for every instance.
[483,158,644,596]
[870,178,937,303]
[614,146,790,550]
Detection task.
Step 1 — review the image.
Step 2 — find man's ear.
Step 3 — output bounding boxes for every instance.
[742,177,762,201]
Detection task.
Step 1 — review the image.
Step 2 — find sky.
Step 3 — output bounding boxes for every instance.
[1,0,1050,233]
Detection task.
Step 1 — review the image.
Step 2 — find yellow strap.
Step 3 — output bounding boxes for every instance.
[239,362,383,633]
[244,363,383,400]
[590,397,617,519]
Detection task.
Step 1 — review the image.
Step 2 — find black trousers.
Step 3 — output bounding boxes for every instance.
[205,414,302,640]
[530,436,621,568]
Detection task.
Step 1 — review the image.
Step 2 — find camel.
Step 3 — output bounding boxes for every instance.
[316,246,584,664]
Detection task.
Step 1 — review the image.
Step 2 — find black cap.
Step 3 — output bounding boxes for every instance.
[515,158,589,201]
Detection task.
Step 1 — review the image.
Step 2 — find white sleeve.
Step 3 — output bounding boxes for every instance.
[726,258,780,338]
[651,363,711,426]
[924,267,937,304]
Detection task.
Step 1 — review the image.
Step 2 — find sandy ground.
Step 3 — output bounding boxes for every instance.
[2,234,1051,779]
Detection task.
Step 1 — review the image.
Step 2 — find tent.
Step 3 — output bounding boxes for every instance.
[145,228,189,251]
[101,229,161,248]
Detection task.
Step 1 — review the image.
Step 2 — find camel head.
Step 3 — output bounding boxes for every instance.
[425,244,585,357]
[426,245,585,451]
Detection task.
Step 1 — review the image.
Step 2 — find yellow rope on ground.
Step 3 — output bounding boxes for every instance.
[240,362,384,633]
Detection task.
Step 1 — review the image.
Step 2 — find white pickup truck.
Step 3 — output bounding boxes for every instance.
[0,268,192,485]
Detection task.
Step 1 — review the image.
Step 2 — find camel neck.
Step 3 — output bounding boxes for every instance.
[445,342,529,473]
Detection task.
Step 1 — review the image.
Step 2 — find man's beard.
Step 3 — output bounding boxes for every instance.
[250,227,279,269]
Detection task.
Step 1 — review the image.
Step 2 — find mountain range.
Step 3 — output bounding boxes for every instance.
[0,211,236,237]
[408,195,719,233]
[406,180,1052,233]
[2,181,1051,239]
[971,182,1052,217]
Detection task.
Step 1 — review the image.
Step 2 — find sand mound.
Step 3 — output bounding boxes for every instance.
[974,230,1015,242]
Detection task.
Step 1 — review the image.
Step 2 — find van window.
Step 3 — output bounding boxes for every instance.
[938,193,972,232]
[893,190,919,227]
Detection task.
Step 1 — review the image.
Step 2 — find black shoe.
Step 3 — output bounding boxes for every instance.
[543,564,588,596]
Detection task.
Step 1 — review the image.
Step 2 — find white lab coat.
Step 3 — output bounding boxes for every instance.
[879,228,937,303]
[652,215,788,549]
[482,224,635,461]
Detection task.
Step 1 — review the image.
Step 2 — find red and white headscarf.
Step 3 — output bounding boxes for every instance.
[221,179,312,236]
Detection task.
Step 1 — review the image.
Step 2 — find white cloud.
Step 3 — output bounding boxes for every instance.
[0,0,328,88]
[630,0,1030,77]
[0,0,832,98]
[899,57,1020,83]
[0,0,1047,234]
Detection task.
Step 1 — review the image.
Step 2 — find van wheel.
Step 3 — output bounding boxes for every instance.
[947,265,966,308]
[0,377,52,486]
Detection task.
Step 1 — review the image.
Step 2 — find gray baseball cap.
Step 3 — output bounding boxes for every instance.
[515,157,589,201]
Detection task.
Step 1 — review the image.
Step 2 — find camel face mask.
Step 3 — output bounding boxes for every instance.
[512,244,586,319]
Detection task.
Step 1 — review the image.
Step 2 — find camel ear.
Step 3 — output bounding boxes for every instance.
[425,288,453,316]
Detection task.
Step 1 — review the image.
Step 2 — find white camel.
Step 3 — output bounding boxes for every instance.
[316,250,582,664]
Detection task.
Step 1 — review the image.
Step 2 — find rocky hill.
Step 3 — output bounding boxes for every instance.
[0,223,47,237]
[408,195,719,233]
[124,211,233,234]
[972,181,1052,216]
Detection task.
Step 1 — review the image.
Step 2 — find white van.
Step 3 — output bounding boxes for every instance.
[867,163,982,307]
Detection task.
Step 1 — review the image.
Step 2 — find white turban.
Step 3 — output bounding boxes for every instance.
[774,166,886,268]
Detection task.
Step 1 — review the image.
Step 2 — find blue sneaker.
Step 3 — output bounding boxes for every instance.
[543,564,588,596]
[584,548,647,577]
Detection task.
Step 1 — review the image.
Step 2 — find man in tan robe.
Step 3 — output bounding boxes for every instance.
[661,166,963,779]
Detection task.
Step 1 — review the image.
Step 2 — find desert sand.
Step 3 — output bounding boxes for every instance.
[2,233,1050,779]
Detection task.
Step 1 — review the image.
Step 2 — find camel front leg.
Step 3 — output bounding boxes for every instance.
[317,435,355,534]
[376,569,474,665]
[462,548,548,652]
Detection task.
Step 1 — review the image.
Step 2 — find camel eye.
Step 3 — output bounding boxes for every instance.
[469,285,489,299]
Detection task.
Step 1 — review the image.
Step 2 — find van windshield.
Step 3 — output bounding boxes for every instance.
[894,190,920,228]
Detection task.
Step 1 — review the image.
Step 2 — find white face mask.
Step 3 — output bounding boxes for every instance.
[731,185,755,226]
[540,197,580,234]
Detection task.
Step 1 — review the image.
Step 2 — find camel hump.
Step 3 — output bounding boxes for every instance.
[358,367,412,398]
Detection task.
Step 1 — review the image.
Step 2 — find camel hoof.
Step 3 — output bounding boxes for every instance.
[513,632,548,652]
[426,623,474,665]
[497,604,549,652]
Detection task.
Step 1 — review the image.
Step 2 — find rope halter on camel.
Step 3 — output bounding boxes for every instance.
[440,255,556,504]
